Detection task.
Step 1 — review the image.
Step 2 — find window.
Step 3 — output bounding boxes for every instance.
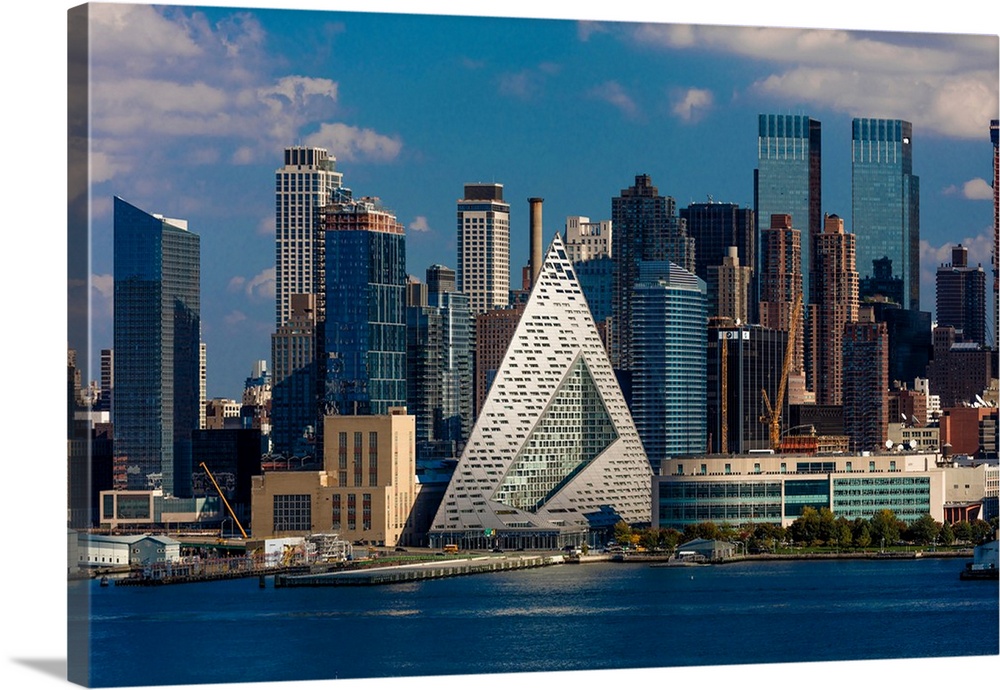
[273,494,311,532]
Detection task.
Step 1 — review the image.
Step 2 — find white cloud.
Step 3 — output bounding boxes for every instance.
[228,268,275,300]
[671,88,714,123]
[305,123,403,162]
[223,310,248,327]
[257,215,275,236]
[962,178,994,201]
[498,63,560,101]
[626,24,997,140]
[409,216,432,233]
[244,268,276,300]
[587,81,639,119]
[91,274,114,320]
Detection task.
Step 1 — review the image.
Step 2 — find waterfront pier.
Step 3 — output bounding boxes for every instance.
[274,554,556,587]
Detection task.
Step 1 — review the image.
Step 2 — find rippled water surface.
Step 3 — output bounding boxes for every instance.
[78,557,999,686]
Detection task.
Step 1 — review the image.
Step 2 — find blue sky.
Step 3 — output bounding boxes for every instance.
[74,5,998,397]
[78,2,998,399]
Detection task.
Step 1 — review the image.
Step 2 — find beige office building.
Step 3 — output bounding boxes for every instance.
[251,409,417,546]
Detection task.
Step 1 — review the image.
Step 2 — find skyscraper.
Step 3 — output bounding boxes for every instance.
[843,314,889,453]
[852,118,920,311]
[809,214,858,406]
[680,201,756,319]
[759,214,805,384]
[271,146,347,455]
[274,146,346,329]
[323,196,407,416]
[707,323,788,455]
[937,244,987,347]
[429,234,651,550]
[755,114,821,303]
[707,246,753,324]
[407,265,474,460]
[631,262,707,469]
[611,174,695,372]
[113,197,200,497]
[457,183,510,315]
[271,293,319,457]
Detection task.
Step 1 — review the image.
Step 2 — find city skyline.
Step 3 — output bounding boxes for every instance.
[73,2,999,398]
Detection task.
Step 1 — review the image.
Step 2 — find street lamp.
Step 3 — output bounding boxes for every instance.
[221,517,232,540]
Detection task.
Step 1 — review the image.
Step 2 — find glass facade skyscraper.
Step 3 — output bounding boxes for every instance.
[631,261,707,470]
[113,197,200,497]
[852,118,920,311]
[755,114,822,305]
[324,197,407,416]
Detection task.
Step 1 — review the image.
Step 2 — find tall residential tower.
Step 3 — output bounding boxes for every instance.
[457,183,510,315]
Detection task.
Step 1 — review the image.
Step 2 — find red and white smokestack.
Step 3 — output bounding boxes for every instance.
[528,197,544,285]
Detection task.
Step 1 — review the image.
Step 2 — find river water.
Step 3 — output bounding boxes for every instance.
[76,557,998,687]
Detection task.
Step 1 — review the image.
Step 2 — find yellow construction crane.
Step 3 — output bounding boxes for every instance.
[760,293,803,451]
[199,461,249,539]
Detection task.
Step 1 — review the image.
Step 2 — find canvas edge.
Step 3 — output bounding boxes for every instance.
[67,3,92,687]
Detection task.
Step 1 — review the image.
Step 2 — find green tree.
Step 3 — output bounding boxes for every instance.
[953,521,974,544]
[835,518,853,549]
[817,508,837,545]
[855,524,872,550]
[907,514,940,546]
[938,522,955,546]
[869,509,900,548]
[789,506,820,545]
[613,520,632,545]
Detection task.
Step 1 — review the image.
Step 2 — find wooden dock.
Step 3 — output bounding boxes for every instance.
[274,555,555,587]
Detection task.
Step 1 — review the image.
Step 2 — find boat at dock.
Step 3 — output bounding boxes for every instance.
[960,537,998,580]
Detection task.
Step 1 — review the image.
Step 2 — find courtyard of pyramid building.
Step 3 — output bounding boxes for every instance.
[428,235,653,550]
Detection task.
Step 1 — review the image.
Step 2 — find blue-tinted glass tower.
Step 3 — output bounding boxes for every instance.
[324,197,407,415]
[113,197,200,497]
[631,261,707,471]
[852,118,920,311]
[755,114,822,305]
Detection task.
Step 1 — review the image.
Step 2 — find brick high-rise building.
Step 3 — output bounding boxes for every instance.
[809,214,858,405]
[759,213,805,383]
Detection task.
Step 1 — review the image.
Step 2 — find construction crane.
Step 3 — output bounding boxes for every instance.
[199,461,249,539]
[760,293,802,451]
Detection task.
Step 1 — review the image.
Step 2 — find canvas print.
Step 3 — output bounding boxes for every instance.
[66,1,999,688]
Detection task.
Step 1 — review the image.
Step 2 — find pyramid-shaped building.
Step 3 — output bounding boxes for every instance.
[429,234,651,550]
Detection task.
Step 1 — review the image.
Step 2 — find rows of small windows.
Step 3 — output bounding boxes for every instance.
[273,494,312,532]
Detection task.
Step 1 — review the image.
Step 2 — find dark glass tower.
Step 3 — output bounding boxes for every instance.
[324,197,407,416]
[407,265,474,460]
[852,118,920,311]
[755,114,822,305]
[113,197,200,497]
